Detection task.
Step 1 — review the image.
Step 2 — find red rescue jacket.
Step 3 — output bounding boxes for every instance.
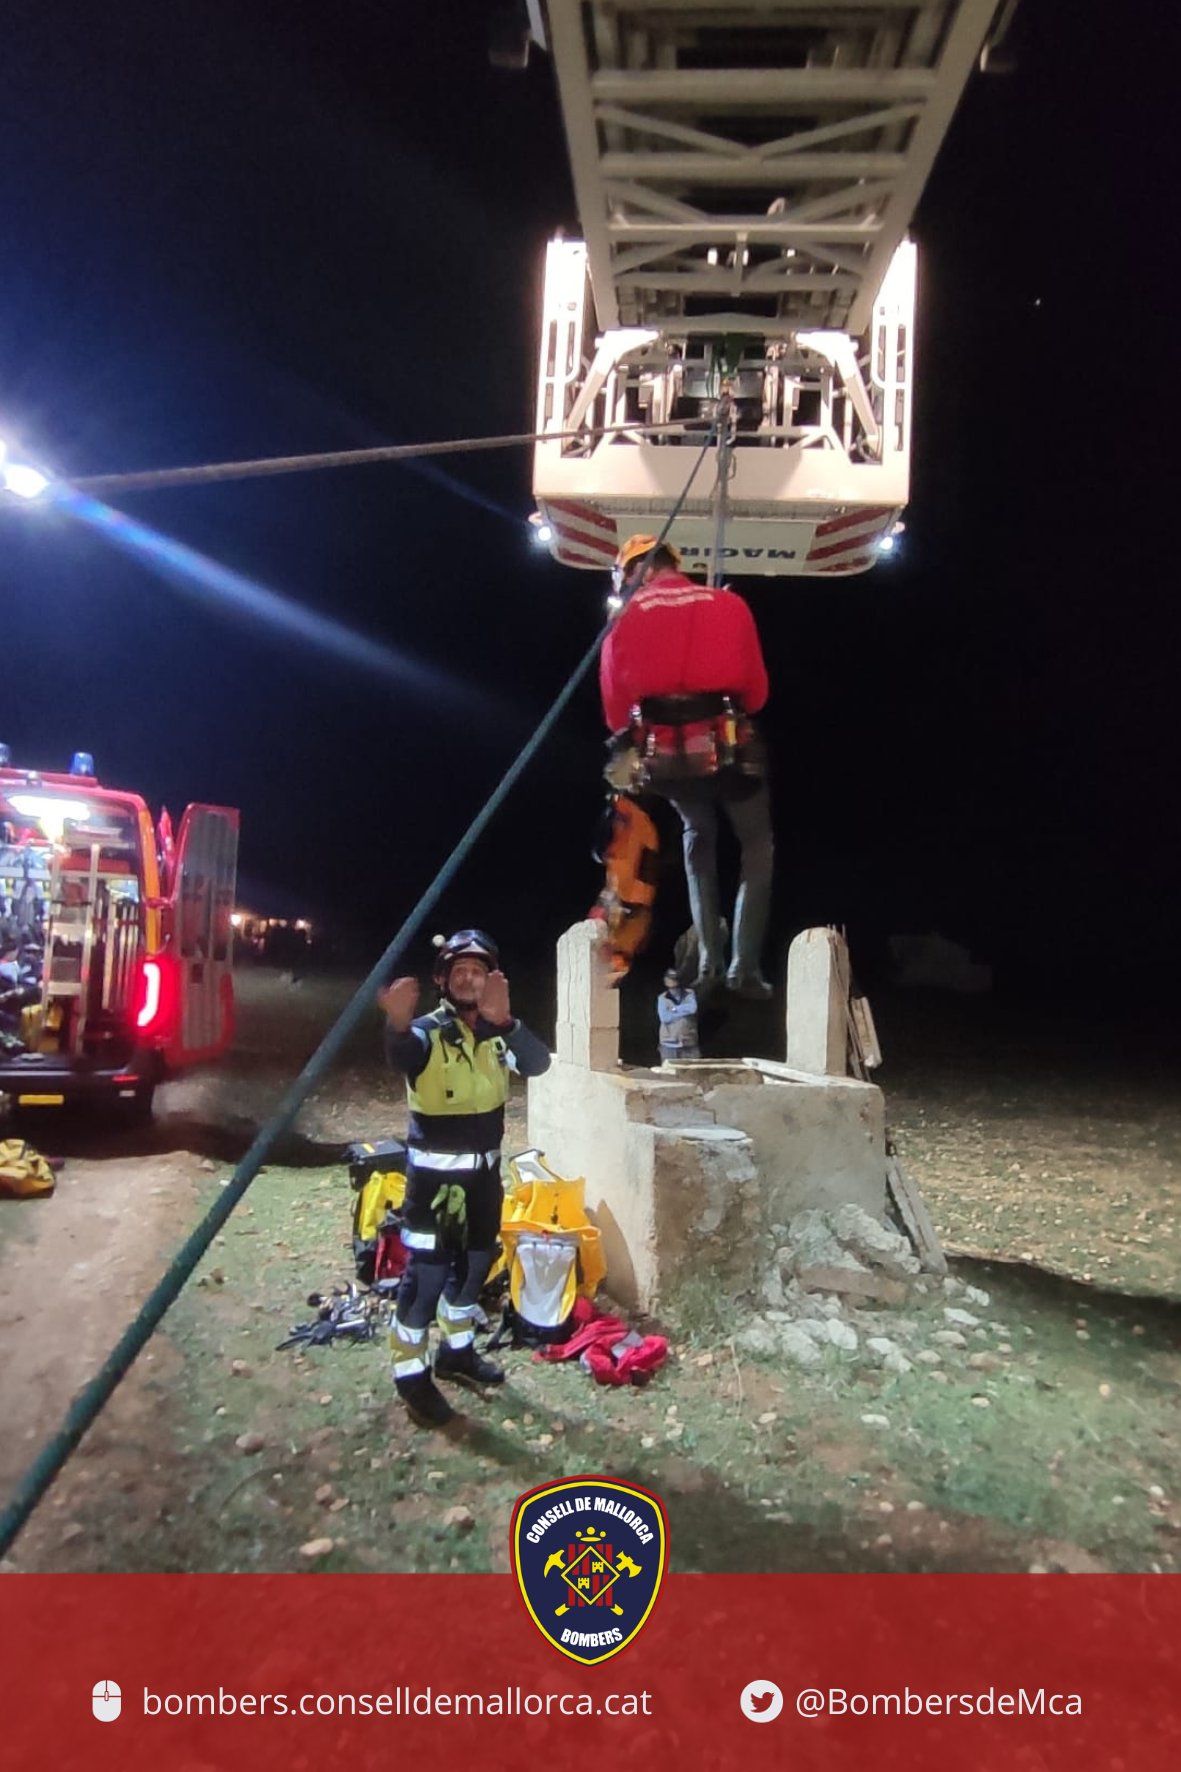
[599,570,770,733]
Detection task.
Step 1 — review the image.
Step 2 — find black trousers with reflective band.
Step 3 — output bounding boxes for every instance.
[396,1155,502,1331]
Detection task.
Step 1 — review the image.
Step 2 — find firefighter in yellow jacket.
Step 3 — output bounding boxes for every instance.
[378,930,551,1427]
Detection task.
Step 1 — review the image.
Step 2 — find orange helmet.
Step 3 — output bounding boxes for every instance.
[614,533,681,574]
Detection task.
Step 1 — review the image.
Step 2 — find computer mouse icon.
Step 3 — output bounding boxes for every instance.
[92,1680,122,1723]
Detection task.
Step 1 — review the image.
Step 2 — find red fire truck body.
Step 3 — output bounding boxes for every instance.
[0,753,238,1117]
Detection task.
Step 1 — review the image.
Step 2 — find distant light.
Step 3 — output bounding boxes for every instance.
[230,913,244,929]
[70,751,95,777]
[294,918,312,933]
[533,522,554,546]
[877,533,896,554]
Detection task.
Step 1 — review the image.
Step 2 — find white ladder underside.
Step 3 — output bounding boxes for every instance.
[544,0,999,335]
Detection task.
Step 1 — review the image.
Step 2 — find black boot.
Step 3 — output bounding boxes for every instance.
[434,1341,506,1388]
[395,1368,455,1428]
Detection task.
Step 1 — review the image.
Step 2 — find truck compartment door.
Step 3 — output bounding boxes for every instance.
[165,803,238,1066]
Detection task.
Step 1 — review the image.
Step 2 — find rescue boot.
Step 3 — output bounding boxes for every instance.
[395,1368,455,1428]
[434,1342,506,1388]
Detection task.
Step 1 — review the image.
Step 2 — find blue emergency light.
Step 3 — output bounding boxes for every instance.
[70,751,95,777]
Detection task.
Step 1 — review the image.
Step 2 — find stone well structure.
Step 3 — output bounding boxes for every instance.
[527,922,886,1313]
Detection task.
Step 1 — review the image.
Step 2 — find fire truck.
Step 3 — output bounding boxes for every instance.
[523,0,1017,576]
[0,749,238,1119]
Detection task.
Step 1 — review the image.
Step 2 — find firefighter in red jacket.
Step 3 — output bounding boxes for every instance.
[600,535,775,998]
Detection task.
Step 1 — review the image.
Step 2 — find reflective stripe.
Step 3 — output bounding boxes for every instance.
[401,1228,439,1250]
[437,1294,480,1350]
[440,1302,479,1323]
[438,1296,478,1349]
[411,1148,501,1172]
[391,1319,428,1377]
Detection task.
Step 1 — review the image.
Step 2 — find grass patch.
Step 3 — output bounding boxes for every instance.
[34,1155,1181,1576]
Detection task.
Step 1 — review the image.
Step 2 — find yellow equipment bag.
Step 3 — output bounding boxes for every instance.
[0,1138,57,1199]
[354,1165,406,1244]
[345,1140,407,1283]
[493,1150,606,1345]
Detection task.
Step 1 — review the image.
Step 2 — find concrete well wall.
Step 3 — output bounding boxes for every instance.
[524,922,887,1316]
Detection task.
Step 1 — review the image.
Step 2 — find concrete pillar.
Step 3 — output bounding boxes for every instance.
[786,927,849,1076]
[554,920,619,1072]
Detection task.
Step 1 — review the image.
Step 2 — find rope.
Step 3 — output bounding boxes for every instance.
[650,425,717,555]
[68,420,692,497]
[0,421,719,1559]
[707,394,737,589]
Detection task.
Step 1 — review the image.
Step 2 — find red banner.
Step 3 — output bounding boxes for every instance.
[2,1574,1177,1770]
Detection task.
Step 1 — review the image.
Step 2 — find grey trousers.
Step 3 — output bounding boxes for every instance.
[667,781,774,979]
[660,1042,701,1064]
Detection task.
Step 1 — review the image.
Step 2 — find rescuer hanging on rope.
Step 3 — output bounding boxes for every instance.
[601,536,775,999]
[378,931,550,1428]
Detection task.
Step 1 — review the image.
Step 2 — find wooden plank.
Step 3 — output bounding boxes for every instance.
[885,1146,947,1275]
[742,1056,868,1091]
[850,994,882,1071]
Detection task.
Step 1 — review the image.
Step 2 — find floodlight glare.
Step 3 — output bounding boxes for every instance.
[533,521,554,546]
[3,464,51,500]
[877,533,896,554]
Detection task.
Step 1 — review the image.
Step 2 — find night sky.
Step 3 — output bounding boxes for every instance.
[0,3,1173,1005]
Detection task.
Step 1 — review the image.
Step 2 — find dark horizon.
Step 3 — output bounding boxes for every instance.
[1,2,1173,1006]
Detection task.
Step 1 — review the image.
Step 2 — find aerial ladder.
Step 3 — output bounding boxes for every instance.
[515,1,1017,577]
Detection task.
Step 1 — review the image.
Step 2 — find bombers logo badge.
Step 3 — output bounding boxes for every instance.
[511,1476,668,1664]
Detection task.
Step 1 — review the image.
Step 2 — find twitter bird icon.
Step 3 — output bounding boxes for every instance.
[739,1679,784,1723]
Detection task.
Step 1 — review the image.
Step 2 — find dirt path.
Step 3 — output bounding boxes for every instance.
[0,967,441,1569]
[0,1136,204,1564]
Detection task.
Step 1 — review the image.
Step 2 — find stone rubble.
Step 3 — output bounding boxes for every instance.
[781,1205,920,1306]
[725,1204,1006,1389]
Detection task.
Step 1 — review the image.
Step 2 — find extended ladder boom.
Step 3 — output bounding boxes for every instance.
[543,0,1003,338]
[527,2,1013,577]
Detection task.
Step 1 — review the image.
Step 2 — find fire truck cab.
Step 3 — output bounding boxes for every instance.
[0,749,238,1119]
